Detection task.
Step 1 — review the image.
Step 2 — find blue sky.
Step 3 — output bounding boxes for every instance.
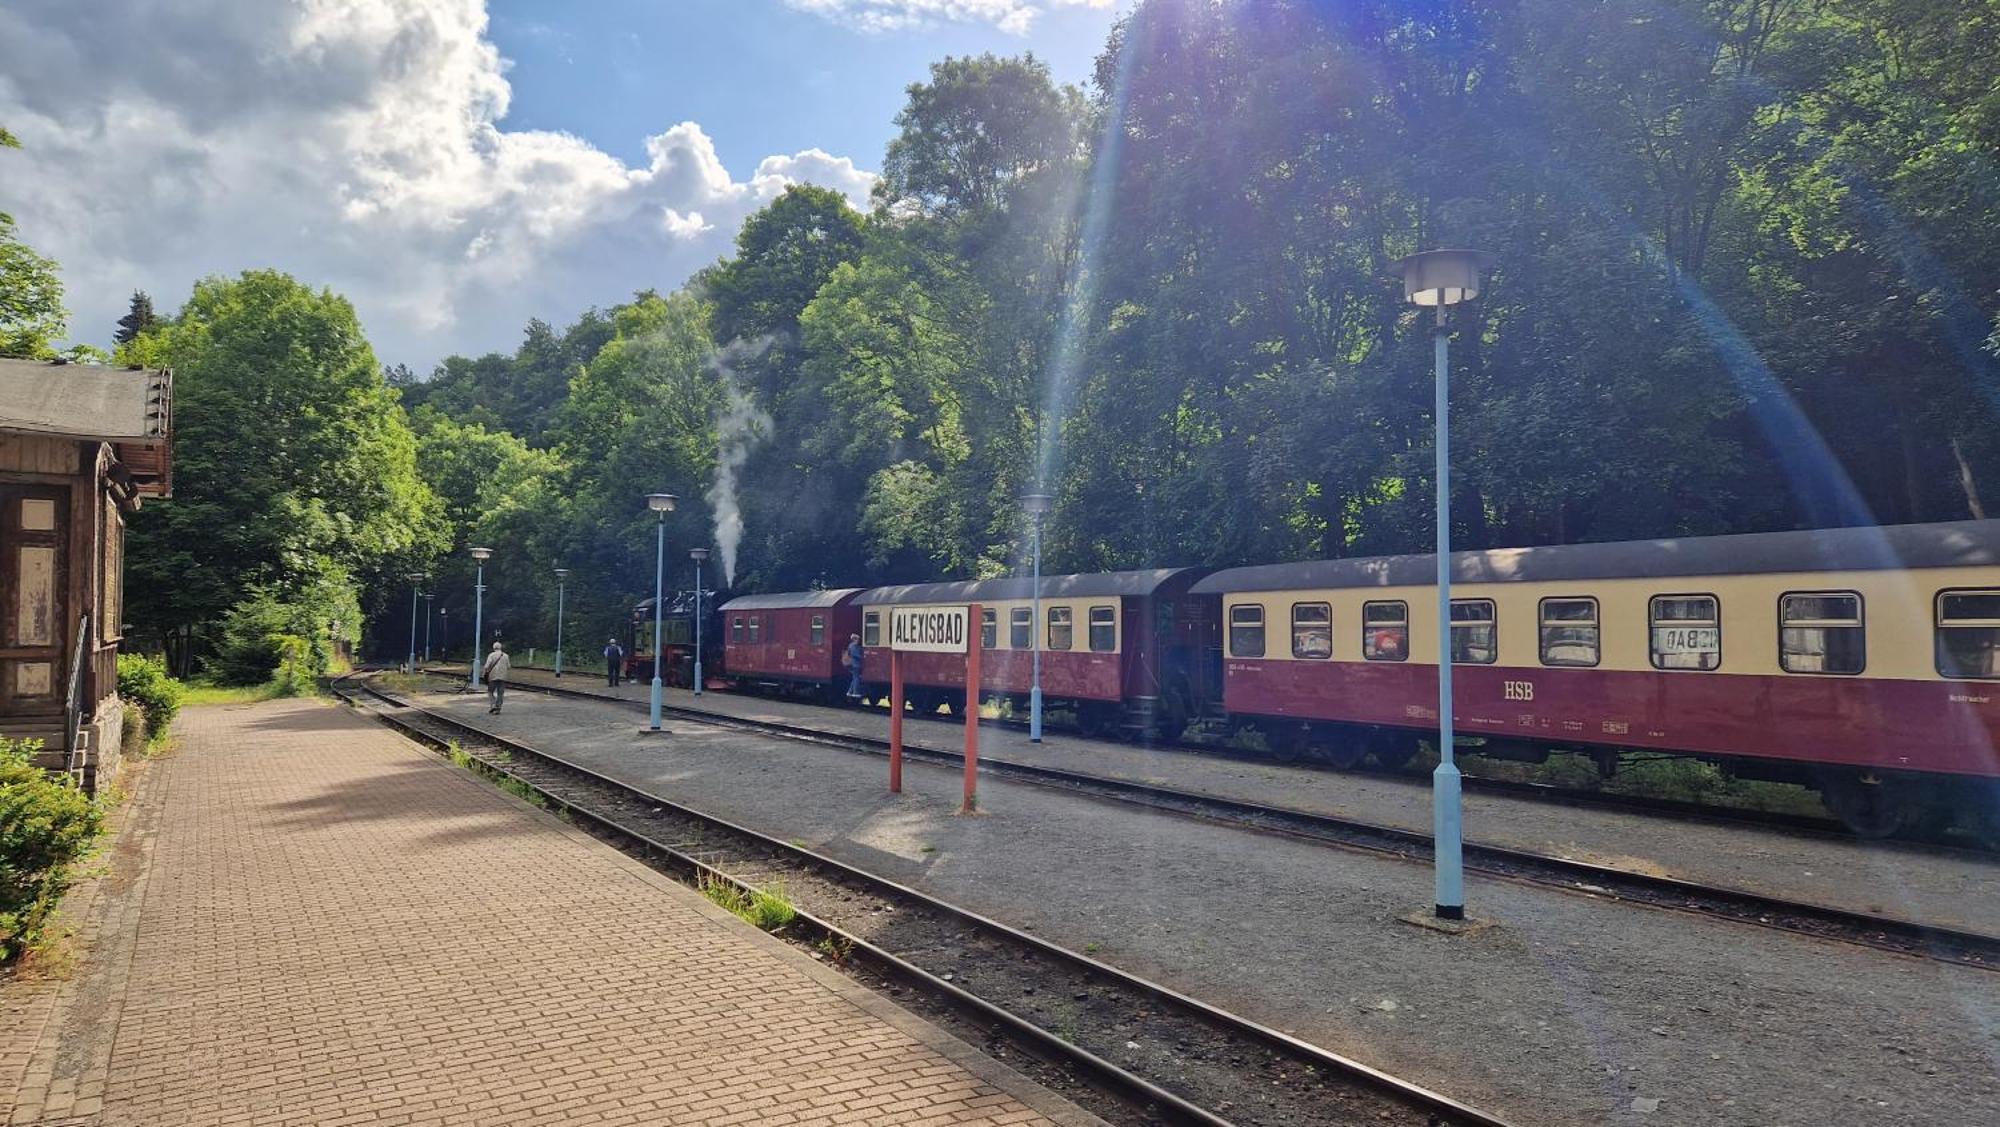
[489,0,1124,183]
[0,0,1129,366]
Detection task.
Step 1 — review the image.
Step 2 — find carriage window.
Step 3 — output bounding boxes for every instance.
[1450,600,1497,664]
[1363,601,1408,661]
[810,614,825,647]
[1048,607,1074,651]
[1229,605,1266,658]
[863,611,880,648]
[746,615,762,645]
[1936,589,2000,680]
[1780,592,1864,674]
[1291,602,1331,659]
[1088,605,1116,652]
[730,616,744,643]
[1539,598,1599,667]
[1010,607,1032,649]
[982,608,998,649]
[1651,595,1719,670]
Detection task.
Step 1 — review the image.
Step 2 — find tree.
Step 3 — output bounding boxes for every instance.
[125,270,446,672]
[0,215,64,360]
[113,291,156,346]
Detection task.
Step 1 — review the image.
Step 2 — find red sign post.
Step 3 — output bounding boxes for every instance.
[883,603,980,808]
[961,602,982,813]
[889,648,904,793]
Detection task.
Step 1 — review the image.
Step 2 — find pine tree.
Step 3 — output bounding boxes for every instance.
[113,290,155,346]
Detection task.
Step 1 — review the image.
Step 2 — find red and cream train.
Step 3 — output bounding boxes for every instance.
[667,520,2000,838]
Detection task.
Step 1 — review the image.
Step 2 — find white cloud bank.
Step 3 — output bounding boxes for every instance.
[786,0,1114,35]
[0,0,875,366]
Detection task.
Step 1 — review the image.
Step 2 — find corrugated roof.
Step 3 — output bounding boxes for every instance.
[859,569,1196,605]
[0,359,171,443]
[718,589,865,611]
[1189,520,2000,594]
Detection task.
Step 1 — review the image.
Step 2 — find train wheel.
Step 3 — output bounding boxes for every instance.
[1369,736,1418,771]
[1305,736,1366,770]
[1264,725,1306,764]
[1076,704,1112,739]
[1817,771,1912,839]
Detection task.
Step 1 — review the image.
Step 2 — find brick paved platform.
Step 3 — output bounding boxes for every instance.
[1,698,1100,1127]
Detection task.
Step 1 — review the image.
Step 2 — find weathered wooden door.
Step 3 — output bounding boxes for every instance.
[0,485,69,717]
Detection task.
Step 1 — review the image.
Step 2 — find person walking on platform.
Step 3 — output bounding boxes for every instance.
[604,637,625,688]
[843,633,864,702]
[482,641,512,713]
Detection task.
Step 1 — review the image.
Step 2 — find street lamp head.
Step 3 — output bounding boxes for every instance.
[469,546,493,561]
[553,567,570,580]
[407,572,426,582]
[646,492,678,514]
[689,547,709,562]
[1389,248,1491,307]
[1021,491,1052,518]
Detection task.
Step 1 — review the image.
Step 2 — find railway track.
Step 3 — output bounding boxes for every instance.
[444,662,1989,850]
[334,674,1514,1127]
[431,669,2000,972]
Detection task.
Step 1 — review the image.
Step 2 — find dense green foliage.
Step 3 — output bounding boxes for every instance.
[123,271,444,675]
[8,8,1991,664]
[369,2,2000,658]
[0,738,102,961]
[115,654,184,742]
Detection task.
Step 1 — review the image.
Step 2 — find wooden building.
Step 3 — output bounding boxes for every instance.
[0,358,172,787]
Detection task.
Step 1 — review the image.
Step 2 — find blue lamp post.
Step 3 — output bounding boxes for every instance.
[421,592,434,663]
[645,493,678,730]
[405,573,425,673]
[552,567,570,678]
[1390,247,1490,922]
[1021,492,1051,742]
[469,547,493,688]
[690,547,709,696]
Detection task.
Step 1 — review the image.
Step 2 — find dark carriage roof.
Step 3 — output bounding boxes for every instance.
[719,589,865,611]
[1190,520,2000,595]
[859,569,1197,605]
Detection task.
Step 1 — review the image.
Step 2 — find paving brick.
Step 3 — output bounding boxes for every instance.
[2,698,1097,1127]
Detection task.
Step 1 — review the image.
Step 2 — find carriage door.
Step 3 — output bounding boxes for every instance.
[0,486,68,716]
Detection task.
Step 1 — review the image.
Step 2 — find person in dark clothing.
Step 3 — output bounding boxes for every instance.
[844,633,864,701]
[604,637,625,687]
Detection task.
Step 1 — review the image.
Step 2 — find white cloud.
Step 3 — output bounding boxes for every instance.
[0,0,876,366]
[784,0,1113,35]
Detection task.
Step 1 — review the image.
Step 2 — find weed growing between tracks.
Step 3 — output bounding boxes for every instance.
[700,872,798,933]
[445,740,546,810]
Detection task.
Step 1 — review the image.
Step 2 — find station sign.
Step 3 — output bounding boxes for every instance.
[890,605,970,653]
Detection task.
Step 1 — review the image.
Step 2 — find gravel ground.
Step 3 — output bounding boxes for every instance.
[494,667,2000,937]
[422,684,2000,1127]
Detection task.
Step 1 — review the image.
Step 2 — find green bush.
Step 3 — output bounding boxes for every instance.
[116,653,184,741]
[0,738,104,961]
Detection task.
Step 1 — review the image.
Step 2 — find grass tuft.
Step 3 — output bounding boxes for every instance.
[699,872,796,933]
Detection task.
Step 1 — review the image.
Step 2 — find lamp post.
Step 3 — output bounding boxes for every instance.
[1390,247,1490,922]
[552,568,570,678]
[690,547,709,696]
[469,547,493,688]
[421,593,434,663]
[405,573,425,673]
[645,494,678,730]
[1021,492,1052,742]
[439,607,449,663]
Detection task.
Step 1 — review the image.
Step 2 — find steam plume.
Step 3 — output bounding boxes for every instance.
[706,336,775,586]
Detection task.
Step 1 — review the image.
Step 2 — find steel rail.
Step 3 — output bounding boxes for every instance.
[338,675,1517,1127]
[448,671,2000,971]
[442,661,2000,853]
